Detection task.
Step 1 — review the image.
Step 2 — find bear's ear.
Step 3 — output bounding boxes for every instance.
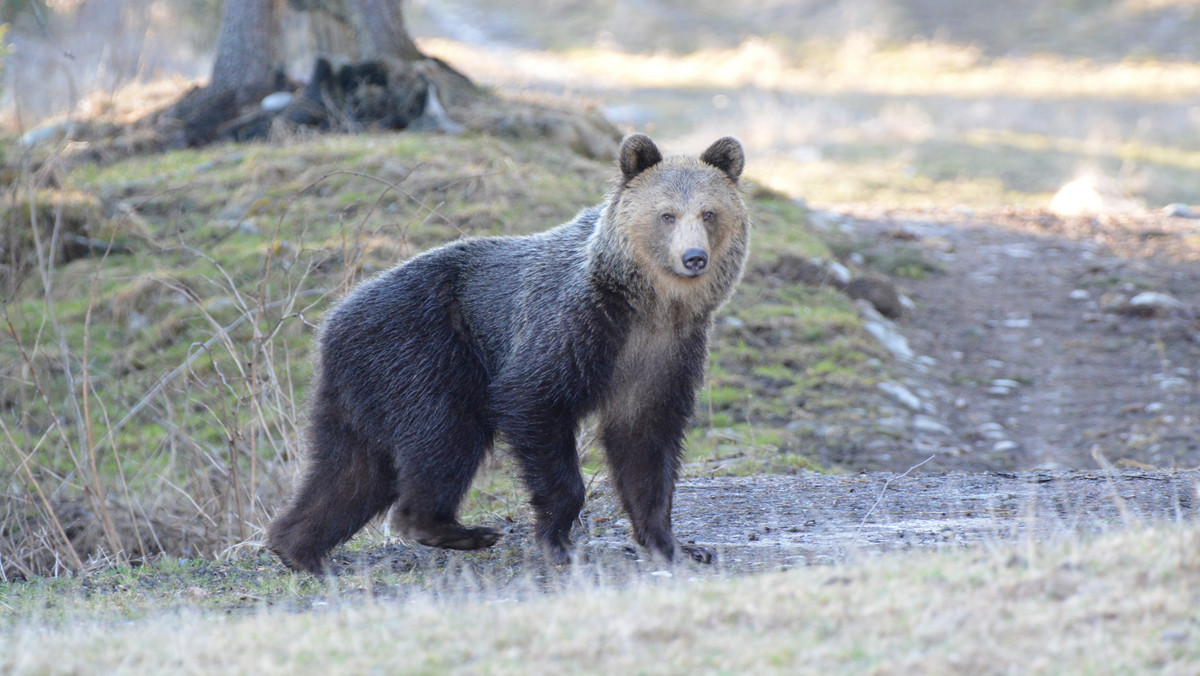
[700,137,745,181]
[619,134,663,182]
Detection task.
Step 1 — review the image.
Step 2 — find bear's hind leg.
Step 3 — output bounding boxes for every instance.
[389,421,500,551]
[267,409,399,575]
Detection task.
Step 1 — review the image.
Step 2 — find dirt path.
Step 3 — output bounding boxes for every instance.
[665,470,1198,568]
[830,206,1200,473]
[343,469,1198,580]
[632,206,1200,569]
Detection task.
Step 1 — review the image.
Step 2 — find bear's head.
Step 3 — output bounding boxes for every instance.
[607,134,750,314]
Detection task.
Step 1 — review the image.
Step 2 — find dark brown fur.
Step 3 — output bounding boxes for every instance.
[267,135,749,574]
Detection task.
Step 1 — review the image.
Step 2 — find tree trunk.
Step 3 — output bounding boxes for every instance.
[210,0,281,107]
[293,0,424,62]
[355,0,424,61]
[157,0,479,147]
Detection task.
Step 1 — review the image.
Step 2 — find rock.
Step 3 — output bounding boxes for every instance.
[410,82,464,134]
[261,91,294,113]
[825,260,852,287]
[856,300,914,359]
[864,318,914,361]
[878,381,922,411]
[1048,174,1144,216]
[977,422,1008,440]
[1069,289,1091,301]
[846,274,903,318]
[766,255,849,289]
[20,119,77,146]
[1110,291,1187,318]
[1129,291,1185,311]
[912,415,952,435]
[1162,203,1197,218]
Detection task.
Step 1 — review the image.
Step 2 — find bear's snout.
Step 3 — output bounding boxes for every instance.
[681,248,708,273]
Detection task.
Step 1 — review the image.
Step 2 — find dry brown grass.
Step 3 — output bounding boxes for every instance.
[4,521,1197,674]
[0,145,413,580]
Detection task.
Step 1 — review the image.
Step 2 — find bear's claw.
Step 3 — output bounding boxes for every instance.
[414,524,501,551]
[681,543,716,564]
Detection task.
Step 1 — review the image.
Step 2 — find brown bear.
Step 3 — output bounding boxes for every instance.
[267,134,750,574]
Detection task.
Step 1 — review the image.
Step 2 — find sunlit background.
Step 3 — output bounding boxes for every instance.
[5,0,1200,209]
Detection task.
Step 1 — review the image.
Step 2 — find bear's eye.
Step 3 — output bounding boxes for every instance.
[702,210,716,222]
[660,213,676,225]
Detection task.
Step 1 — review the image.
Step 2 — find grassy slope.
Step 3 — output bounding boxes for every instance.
[3,522,1197,674]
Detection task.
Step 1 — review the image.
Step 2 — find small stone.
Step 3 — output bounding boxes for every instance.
[825,260,852,287]
[1145,402,1166,413]
[847,274,904,319]
[1162,203,1196,218]
[863,319,914,360]
[913,415,952,435]
[977,422,1007,440]
[1049,175,1143,216]
[1161,628,1189,642]
[993,440,1020,453]
[991,379,1022,389]
[1129,291,1185,311]
[988,386,1013,397]
[878,381,922,411]
[1069,289,1091,301]
[261,91,294,112]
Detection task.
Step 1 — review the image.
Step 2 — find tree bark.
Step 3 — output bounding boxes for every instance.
[209,0,281,107]
[355,0,424,61]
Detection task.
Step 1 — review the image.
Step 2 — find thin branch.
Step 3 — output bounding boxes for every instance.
[855,455,935,537]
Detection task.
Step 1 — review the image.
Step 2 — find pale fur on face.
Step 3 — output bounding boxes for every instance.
[610,154,750,319]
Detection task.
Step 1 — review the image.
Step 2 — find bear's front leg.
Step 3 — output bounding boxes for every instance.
[600,403,716,565]
[511,421,587,564]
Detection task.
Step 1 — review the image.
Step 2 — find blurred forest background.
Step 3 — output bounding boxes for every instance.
[4,0,1200,208]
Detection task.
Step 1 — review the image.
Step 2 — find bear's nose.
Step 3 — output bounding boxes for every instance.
[681,248,708,272]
